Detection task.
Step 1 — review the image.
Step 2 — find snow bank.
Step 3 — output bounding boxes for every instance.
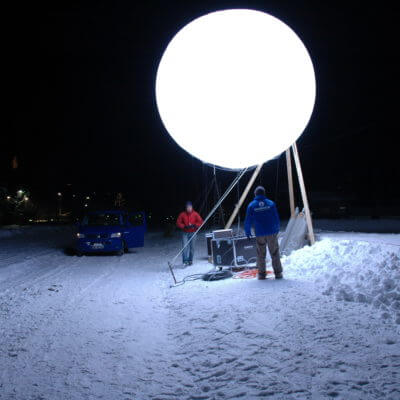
[284,238,400,323]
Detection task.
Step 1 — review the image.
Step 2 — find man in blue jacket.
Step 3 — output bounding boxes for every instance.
[244,186,283,280]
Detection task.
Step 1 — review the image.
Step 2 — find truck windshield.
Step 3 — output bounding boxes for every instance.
[83,214,121,226]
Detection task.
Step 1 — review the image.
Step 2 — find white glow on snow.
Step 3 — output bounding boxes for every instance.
[156,9,316,169]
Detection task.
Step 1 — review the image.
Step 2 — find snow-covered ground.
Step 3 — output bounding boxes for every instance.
[0,225,399,400]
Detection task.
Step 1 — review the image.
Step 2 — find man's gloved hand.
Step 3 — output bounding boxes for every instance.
[184,225,192,230]
[188,224,197,229]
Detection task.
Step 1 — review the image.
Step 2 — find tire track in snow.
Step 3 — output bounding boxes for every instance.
[0,248,55,268]
[0,254,85,348]
[0,252,82,296]
[0,255,123,400]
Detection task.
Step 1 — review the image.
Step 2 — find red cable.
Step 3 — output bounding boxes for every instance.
[233,269,273,279]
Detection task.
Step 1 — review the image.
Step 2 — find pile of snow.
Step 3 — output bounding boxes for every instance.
[283,238,400,323]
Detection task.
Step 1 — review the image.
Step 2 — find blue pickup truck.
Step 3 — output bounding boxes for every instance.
[75,210,146,256]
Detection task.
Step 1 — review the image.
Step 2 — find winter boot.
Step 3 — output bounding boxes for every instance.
[275,273,283,279]
[258,272,266,280]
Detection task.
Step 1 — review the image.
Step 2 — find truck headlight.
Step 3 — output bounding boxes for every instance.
[111,232,122,238]
[77,233,85,238]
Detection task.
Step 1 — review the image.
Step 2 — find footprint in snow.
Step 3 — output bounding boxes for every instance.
[257,390,276,397]
[227,392,247,398]
[242,364,258,371]
[327,391,340,397]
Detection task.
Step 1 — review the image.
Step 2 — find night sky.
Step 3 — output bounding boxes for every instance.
[2,1,399,218]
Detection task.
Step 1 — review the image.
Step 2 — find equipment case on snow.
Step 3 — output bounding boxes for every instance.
[211,236,257,267]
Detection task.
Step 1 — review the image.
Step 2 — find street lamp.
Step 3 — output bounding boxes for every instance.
[57,193,62,216]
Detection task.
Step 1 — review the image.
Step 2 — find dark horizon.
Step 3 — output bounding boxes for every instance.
[2,0,399,218]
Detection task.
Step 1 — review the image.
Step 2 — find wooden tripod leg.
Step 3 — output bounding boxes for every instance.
[225,164,263,230]
[286,148,295,217]
[291,142,315,245]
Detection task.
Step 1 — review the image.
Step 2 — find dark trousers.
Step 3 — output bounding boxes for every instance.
[256,234,283,275]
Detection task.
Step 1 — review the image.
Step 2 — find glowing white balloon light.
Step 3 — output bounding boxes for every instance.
[156,9,316,170]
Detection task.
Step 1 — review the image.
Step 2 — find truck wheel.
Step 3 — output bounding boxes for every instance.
[116,249,124,256]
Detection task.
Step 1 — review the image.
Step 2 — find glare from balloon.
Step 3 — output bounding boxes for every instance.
[156,9,316,170]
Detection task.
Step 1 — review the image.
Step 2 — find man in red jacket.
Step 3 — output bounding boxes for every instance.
[176,201,203,266]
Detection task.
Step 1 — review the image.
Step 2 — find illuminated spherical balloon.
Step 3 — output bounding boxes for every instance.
[156,9,316,170]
